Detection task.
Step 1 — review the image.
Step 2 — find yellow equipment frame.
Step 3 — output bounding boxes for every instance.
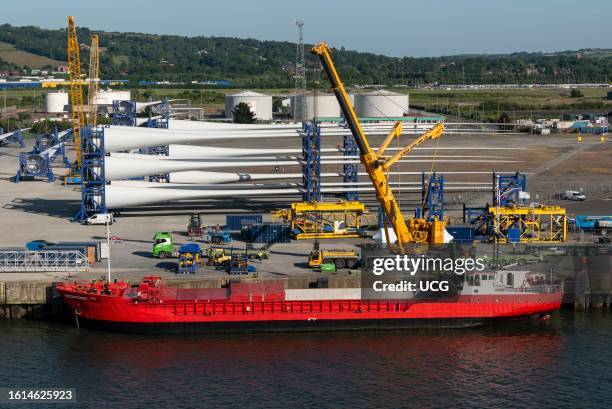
[274,201,367,240]
[489,206,567,243]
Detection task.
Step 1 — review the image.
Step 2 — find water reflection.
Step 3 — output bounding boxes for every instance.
[2,313,610,409]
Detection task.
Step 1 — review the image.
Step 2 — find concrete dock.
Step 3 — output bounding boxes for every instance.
[1,130,611,319]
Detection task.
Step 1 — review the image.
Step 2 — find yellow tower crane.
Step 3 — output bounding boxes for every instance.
[65,16,85,184]
[311,42,446,247]
[87,34,100,127]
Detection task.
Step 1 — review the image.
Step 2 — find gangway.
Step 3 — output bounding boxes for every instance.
[0,249,90,272]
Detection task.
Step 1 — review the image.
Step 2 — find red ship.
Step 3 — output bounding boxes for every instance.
[57,270,562,333]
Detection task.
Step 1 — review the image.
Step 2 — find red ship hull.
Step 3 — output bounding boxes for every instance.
[58,277,562,333]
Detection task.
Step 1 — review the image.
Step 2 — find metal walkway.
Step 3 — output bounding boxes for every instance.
[0,250,90,272]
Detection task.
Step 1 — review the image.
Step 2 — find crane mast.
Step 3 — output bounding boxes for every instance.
[87,34,100,127]
[311,42,445,246]
[67,16,84,168]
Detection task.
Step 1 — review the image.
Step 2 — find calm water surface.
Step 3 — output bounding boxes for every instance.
[1,311,611,408]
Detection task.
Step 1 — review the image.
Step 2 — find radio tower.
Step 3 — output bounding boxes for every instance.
[294,19,306,121]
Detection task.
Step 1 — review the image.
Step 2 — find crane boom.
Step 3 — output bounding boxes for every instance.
[87,34,100,127]
[67,16,84,168]
[311,42,445,246]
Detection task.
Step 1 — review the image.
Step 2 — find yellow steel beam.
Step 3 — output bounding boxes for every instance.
[291,201,366,213]
[294,233,361,240]
[87,34,100,127]
[67,16,84,168]
[376,122,403,158]
[382,123,444,171]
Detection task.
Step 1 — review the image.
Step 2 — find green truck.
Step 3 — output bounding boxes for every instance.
[152,232,179,258]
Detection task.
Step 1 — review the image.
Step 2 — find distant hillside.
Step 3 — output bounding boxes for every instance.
[0,40,65,69]
[0,23,611,87]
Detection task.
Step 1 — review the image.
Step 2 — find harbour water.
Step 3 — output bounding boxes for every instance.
[1,311,611,408]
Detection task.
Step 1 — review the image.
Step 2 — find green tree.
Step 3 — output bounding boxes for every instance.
[498,112,512,130]
[570,88,583,98]
[232,102,256,124]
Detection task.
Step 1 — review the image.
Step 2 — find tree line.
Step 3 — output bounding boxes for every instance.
[1,23,611,87]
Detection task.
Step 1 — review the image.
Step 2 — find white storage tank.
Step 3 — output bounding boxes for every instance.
[291,92,342,121]
[45,91,69,113]
[354,90,408,118]
[95,89,131,106]
[225,91,273,121]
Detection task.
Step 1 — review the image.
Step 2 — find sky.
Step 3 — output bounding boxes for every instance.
[2,0,611,57]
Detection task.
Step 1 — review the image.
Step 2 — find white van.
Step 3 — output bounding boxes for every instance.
[86,213,114,225]
[562,191,586,201]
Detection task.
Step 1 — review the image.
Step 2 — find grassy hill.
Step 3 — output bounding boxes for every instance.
[0,23,611,87]
[0,40,65,69]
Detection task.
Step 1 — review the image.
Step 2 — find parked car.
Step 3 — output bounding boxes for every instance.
[562,191,586,201]
[86,213,114,225]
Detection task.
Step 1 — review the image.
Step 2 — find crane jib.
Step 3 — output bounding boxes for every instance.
[317,50,370,155]
[312,41,447,246]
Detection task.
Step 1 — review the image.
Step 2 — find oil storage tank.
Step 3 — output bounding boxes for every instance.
[354,90,408,118]
[291,92,342,121]
[45,91,69,113]
[225,91,273,121]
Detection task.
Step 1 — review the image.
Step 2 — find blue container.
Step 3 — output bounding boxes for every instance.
[446,225,474,244]
[226,214,263,231]
[507,228,521,243]
[246,223,291,243]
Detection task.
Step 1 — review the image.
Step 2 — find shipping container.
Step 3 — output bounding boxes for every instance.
[226,214,263,231]
[244,223,291,243]
[446,225,474,244]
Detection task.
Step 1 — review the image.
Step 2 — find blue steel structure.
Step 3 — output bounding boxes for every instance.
[419,172,444,221]
[462,172,528,238]
[48,143,71,168]
[112,100,137,126]
[15,129,69,182]
[494,172,527,206]
[15,153,55,182]
[301,122,321,202]
[342,134,359,201]
[463,205,490,238]
[147,97,170,129]
[76,127,107,222]
[144,98,170,182]
[0,128,25,148]
[30,132,54,154]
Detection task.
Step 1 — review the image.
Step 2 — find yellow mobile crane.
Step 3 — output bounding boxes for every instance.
[87,34,100,127]
[311,43,446,247]
[65,16,85,184]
